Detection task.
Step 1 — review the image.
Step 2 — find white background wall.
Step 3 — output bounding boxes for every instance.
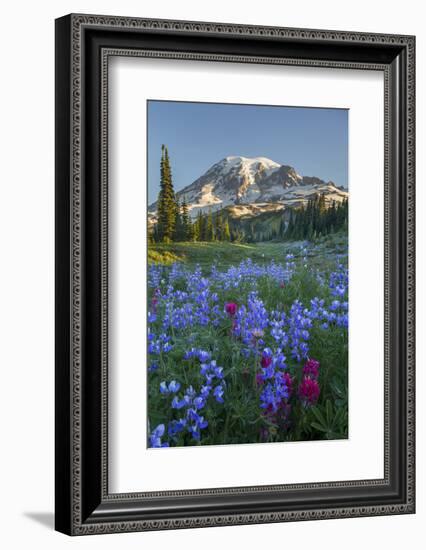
[0,0,423,548]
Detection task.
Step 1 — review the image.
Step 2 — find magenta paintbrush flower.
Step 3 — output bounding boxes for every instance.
[225,302,238,317]
[260,354,273,369]
[303,358,320,379]
[298,376,320,406]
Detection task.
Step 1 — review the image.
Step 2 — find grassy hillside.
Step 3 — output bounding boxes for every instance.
[148,231,348,271]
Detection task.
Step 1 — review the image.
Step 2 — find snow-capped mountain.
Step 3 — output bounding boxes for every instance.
[148,156,348,221]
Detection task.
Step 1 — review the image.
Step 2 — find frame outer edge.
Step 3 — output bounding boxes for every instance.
[59,13,416,535]
[405,35,415,513]
[55,14,73,536]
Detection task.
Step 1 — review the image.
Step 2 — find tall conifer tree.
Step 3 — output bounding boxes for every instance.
[156,145,177,243]
[206,210,214,241]
[173,197,183,241]
[181,197,191,241]
[223,219,231,241]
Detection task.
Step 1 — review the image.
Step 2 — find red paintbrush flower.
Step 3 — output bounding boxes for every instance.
[303,358,320,379]
[298,376,320,406]
[260,354,273,369]
[225,302,238,317]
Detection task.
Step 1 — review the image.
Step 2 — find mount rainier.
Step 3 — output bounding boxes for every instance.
[148,156,348,223]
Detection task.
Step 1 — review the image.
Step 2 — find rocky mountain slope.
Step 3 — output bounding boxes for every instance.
[149,156,348,223]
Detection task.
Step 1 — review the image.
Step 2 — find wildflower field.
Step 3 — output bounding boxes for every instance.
[147,235,348,448]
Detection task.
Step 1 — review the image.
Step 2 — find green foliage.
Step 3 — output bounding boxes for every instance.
[285,195,348,241]
[181,197,192,241]
[223,219,231,241]
[309,401,348,440]
[173,197,183,241]
[206,210,214,241]
[148,248,182,265]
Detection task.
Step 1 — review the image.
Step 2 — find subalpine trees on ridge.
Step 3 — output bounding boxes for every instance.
[284,194,348,240]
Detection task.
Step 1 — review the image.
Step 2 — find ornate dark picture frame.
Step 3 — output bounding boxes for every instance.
[55,13,415,535]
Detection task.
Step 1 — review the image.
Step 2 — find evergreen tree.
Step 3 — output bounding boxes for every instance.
[215,214,223,241]
[173,197,184,241]
[206,210,214,241]
[152,223,160,243]
[156,145,177,243]
[233,229,244,243]
[285,193,349,241]
[318,193,327,214]
[223,219,231,241]
[201,213,207,241]
[181,197,191,241]
[279,216,286,238]
[287,209,294,239]
[193,211,202,242]
[193,211,207,241]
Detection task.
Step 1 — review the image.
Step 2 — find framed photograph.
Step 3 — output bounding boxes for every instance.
[55,14,415,535]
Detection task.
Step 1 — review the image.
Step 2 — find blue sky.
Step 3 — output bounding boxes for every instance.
[147,100,348,204]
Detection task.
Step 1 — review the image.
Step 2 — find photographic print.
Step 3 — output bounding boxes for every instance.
[147,100,349,448]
